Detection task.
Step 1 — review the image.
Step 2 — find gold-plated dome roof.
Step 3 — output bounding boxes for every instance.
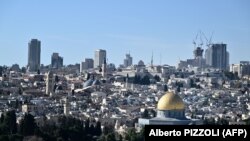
[157,92,185,110]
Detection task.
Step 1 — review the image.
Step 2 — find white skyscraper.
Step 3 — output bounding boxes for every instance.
[94,49,106,68]
[27,39,41,72]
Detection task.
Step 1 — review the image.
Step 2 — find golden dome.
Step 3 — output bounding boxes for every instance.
[157,92,185,110]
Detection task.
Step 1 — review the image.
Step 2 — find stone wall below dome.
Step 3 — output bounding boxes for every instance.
[157,110,186,120]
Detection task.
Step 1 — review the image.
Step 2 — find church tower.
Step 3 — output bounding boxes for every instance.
[64,97,70,116]
[46,71,54,96]
[102,57,107,78]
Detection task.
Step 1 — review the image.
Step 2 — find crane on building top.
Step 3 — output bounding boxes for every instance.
[201,31,214,48]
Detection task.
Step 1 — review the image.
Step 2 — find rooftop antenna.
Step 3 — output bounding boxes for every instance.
[151,51,154,67]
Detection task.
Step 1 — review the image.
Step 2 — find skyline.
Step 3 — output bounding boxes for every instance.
[0,0,250,67]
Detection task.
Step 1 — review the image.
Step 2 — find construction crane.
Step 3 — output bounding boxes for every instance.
[193,32,199,48]
[199,31,203,47]
[201,31,214,48]
[208,32,214,48]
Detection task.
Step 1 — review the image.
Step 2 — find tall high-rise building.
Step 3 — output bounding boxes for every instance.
[94,49,106,68]
[205,43,229,70]
[205,48,212,66]
[124,54,133,67]
[51,53,63,69]
[27,39,41,72]
[80,58,94,73]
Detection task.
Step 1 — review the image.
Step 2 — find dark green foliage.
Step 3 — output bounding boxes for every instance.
[0,114,4,123]
[86,73,90,80]
[177,86,181,92]
[37,69,40,75]
[85,118,90,134]
[133,75,140,84]
[20,113,37,136]
[133,75,150,85]
[0,135,9,141]
[55,75,59,83]
[18,87,22,95]
[1,112,144,141]
[142,109,149,118]
[102,125,114,135]
[224,71,239,80]
[244,118,250,125]
[4,110,17,134]
[39,116,86,141]
[163,85,168,92]
[21,67,26,74]
[95,121,102,136]
[106,132,116,141]
[141,75,150,85]
[125,128,144,141]
[151,109,156,117]
[154,75,161,82]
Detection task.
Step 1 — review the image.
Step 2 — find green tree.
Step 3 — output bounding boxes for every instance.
[177,86,181,92]
[154,75,161,82]
[133,75,141,84]
[4,110,17,134]
[142,109,149,118]
[163,85,168,92]
[37,69,40,75]
[125,128,138,141]
[118,134,123,141]
[151,110,156,117]
[106,132,116,141]
[20,113,37,136]
[55,75,59,83]
[141,75,150,85]
[18,87,23,95]
[95,121,102,136]
[103,125,114,135]
[190,79,195,88]
[85,118,90,134]
[0,114,4,123]
[21,67,26,74]
[89,124,95,135]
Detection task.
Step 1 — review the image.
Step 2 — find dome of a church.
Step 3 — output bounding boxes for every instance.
[157,92,185,110]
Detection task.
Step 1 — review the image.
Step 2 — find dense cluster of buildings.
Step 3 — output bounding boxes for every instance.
[0,38,250,136]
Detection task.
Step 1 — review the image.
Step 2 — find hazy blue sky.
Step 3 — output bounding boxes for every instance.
[0,0,249,67]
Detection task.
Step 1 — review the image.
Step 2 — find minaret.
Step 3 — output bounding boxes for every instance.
[46,71,54,96]
[125,77,128,89]
[102,57,107,78]
[114,120,120,130]
[64,97,69,116]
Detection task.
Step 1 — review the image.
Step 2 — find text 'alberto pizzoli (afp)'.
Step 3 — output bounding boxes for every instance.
[145,125,250,141]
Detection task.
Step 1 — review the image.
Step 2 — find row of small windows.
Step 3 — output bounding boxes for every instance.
[158,110,185,119]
